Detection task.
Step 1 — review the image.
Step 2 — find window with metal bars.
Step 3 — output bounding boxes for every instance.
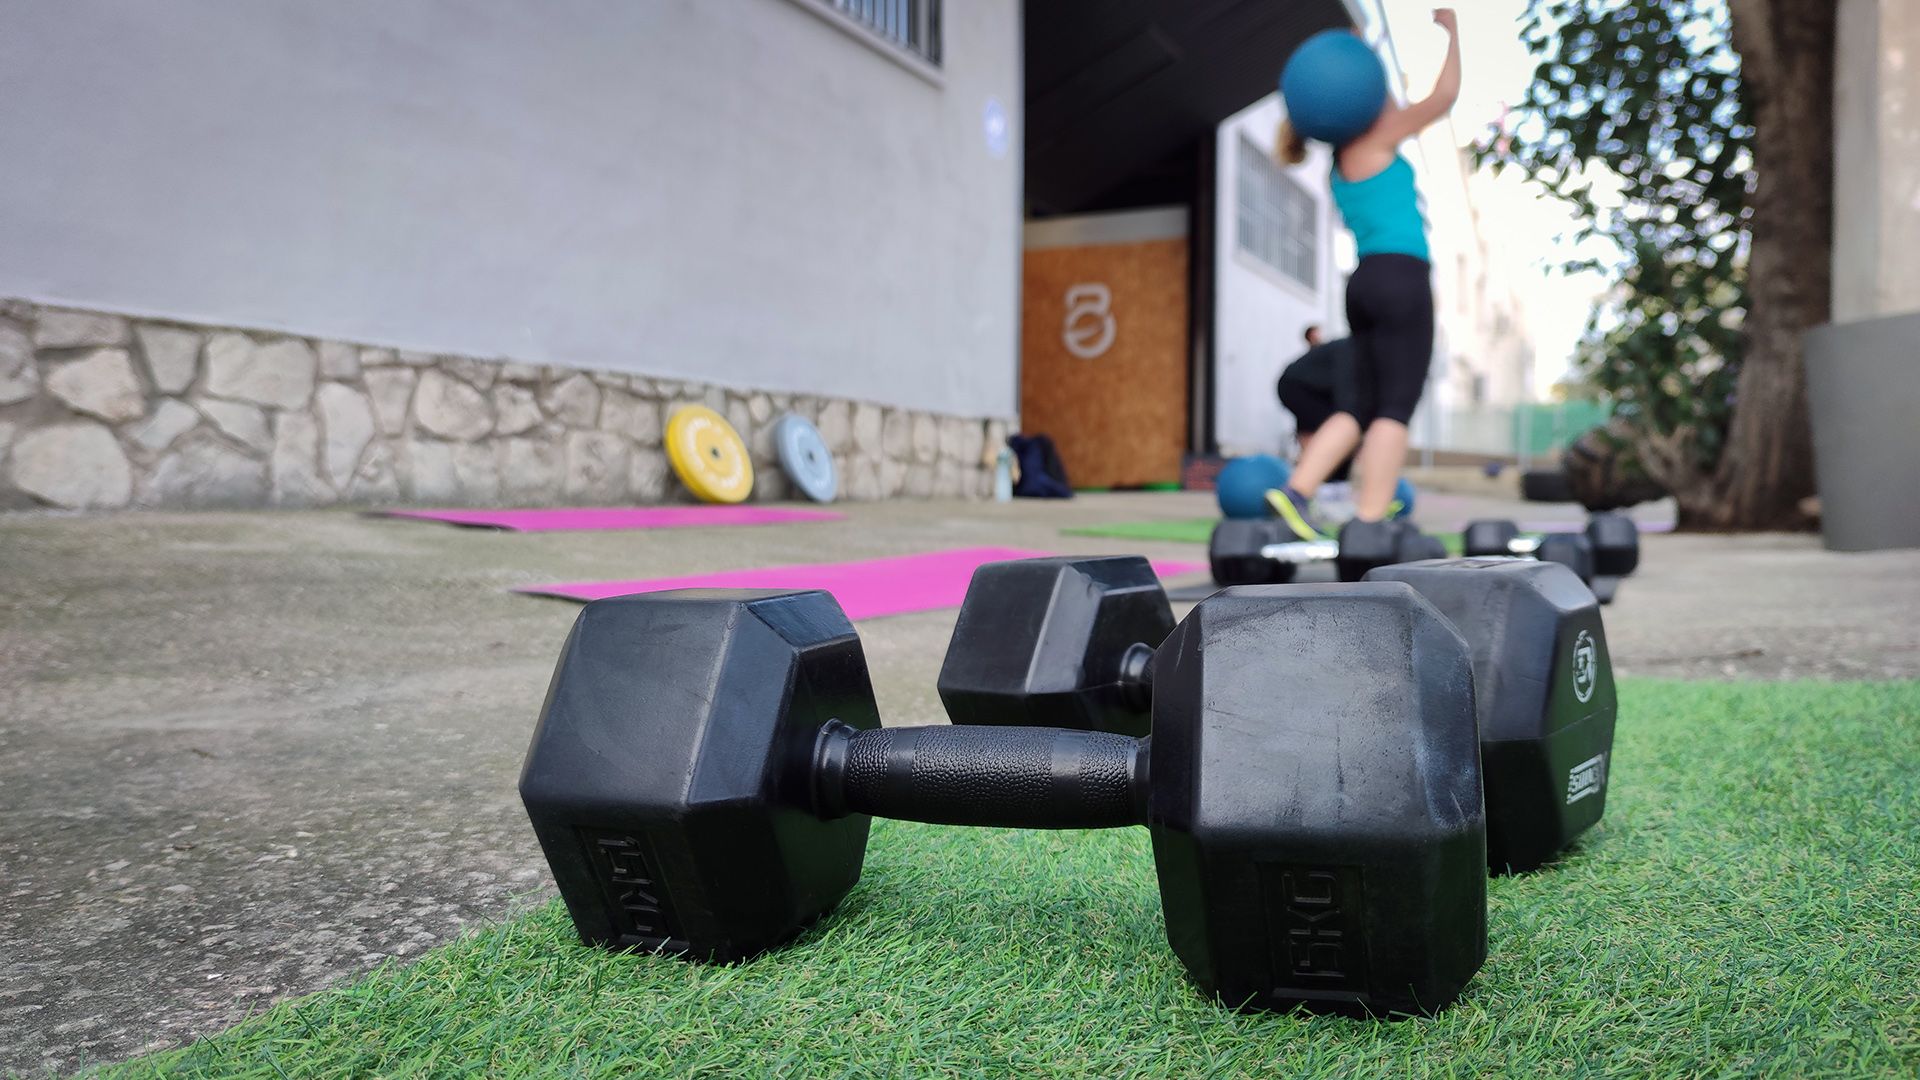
[812,0,942,65]
[1235,135,1319,291]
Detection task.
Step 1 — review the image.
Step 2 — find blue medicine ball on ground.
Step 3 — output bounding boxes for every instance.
[1392,477,1417,520]
[1280,30,1389,145]
[1216,455,1291,519]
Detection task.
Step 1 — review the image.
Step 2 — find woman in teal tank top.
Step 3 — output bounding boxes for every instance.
[1265,10,1462,540]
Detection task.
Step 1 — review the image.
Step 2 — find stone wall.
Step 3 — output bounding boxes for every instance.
[0,299,1007,511]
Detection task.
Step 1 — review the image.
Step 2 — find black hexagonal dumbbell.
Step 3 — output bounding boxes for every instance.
[1367,559,1617,874]
[522,584,1488,1017]
[1209,517,1447,587]
[943,555,1617,874]
[1461,512,1641,603]
[1583,512,1641,601]
[938,556,1172,737]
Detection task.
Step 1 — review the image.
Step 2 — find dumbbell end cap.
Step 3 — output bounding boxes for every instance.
[1146,583,1488,1016]
[1365,560,1617,876]
[521,589,879,962]
[938,556,1172,736]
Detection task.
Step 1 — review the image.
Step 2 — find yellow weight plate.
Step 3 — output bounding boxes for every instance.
[665,405,754,504]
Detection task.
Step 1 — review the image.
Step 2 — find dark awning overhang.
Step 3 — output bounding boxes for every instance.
[1024,0,1362,214]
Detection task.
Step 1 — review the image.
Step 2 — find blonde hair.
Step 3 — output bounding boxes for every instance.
[1275,119,1308,167]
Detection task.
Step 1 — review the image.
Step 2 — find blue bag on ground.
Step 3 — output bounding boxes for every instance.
[1009,434,1073,498]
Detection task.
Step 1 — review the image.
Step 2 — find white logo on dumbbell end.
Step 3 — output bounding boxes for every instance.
[1566,753,1608,805]
[1571,629,1597,704]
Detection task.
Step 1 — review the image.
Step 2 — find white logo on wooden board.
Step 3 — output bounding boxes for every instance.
[1063,284,1116,360]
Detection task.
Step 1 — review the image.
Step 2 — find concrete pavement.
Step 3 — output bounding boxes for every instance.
[3,487,1916,1073]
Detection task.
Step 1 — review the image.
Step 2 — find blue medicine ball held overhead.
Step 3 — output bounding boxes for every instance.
[1216,454,1292,520]
[1280,30,1390,145]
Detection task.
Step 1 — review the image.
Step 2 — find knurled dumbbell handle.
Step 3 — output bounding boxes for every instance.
[813,721,1148,829]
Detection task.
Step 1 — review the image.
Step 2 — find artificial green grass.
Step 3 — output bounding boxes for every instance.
[1065,517,1464,554]
[104,680,1920,1077]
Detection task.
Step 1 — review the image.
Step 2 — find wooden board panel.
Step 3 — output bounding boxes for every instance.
[1021,237,1190,488]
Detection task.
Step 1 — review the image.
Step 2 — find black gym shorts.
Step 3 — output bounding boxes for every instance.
[1276,339,1357,435]
[1345,253,1434,427]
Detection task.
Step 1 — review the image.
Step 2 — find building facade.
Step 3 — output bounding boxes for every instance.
[1210,97,1343,457]
[7,0,1477,510]
[0,0,1021,509]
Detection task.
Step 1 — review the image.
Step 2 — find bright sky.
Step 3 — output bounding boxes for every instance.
[1370,0,1614,395]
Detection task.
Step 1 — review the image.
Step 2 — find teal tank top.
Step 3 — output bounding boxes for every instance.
[1330,155,1430,262]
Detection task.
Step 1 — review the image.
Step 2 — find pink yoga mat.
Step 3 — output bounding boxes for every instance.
[377,506,844,533]
[517,547,1210,620]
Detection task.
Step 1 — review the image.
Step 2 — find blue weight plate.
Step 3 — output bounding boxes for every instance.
[774,413,838,503]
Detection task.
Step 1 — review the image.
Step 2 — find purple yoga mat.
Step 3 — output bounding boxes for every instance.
[517,547,1210,620]
[377,505,845,533]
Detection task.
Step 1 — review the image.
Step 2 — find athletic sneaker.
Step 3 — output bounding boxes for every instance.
[1265,486,1329,542]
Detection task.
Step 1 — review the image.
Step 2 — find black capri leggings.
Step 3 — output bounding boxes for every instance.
[1345,253,1434,426]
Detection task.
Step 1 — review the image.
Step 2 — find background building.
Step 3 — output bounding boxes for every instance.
[1404,136,1540,464]
[0,0,1030,509]
[0,0,1550,511]
[1208,95,1344,458]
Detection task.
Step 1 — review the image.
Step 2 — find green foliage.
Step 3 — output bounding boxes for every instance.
[1479,0,1753,474]
[97,680,1920,1077]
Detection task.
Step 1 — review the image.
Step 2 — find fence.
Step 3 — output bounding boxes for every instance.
[1411,401,1612,465]
[1514,401,1611,458]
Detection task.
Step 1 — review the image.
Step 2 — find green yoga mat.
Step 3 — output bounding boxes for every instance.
[1065,518,1464,554]
[1062,518,1217,544]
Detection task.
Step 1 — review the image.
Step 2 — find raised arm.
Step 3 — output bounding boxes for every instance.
[1381,9,1461,141]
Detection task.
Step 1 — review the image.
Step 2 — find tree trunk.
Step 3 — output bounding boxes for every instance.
[1706,0,1837,529]
[1624,423,1735,531]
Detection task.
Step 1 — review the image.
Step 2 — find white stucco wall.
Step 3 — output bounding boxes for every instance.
[1834,0,1920,322]
[0,0,1023,418]
[1211,96,1344,457]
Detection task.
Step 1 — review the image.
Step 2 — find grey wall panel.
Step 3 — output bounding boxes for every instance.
[1805,311,1920,550]
[0,0,1022,417]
